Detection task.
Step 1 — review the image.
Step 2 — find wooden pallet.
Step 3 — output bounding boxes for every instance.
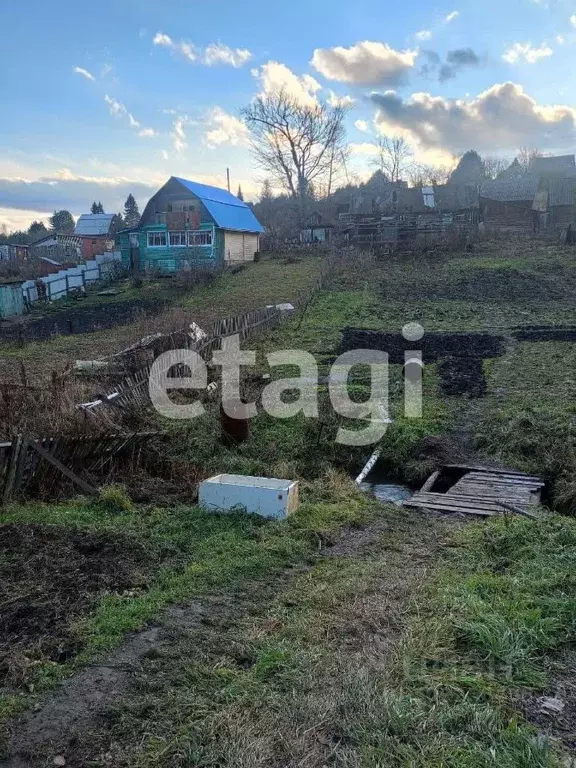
[404,465,544,518]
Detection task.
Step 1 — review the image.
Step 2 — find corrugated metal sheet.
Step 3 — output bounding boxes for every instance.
[174,177,264,233]
[74,214,115,236]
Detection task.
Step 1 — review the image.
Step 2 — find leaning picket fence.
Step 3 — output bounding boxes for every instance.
[0,431,160,503]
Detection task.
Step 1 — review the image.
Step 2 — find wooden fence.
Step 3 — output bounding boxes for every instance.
[0,431,160,502]
[80,305,283,413]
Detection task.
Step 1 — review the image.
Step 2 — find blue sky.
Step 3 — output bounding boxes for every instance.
[1,0,576,230]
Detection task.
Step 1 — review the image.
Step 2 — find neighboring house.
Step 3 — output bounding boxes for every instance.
[0,243,29,262]
[340,183,478,249]
[529,155,576,178]
[479,177,540,231]
[74,214,116,260]
[30,233,82,261]
[300,212,334,244]
[119,177,264,272]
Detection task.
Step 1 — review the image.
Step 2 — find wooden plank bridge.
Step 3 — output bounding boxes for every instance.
[404,464,544,518]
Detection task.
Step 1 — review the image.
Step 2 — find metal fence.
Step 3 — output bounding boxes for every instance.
[21,252,122,305]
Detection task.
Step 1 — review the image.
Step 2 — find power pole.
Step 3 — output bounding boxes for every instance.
[226,168,231,193]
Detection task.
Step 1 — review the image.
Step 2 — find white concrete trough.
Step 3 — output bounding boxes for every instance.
[198,474,299,519]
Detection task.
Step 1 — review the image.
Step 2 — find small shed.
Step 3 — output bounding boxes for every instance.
[479,177,540,232]
[0,279,25,318]
[300,212,334,244]
[74,214,116,260]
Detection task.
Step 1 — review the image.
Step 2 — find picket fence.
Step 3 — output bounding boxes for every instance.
[21,251,122,305]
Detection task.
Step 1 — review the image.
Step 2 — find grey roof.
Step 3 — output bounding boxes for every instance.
[74,214,115,236]
[530,155,576,177]
[391,183,478,213]
[480,176,540,203]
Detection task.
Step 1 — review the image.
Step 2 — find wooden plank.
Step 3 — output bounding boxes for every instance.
[28,440,98,496]
[405,499,497,516]
[413,493,530,510]
[408,492,527,513]
[420,470,440,493]
[2,435,22,504]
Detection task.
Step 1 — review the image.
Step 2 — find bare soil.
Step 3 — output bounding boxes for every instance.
[0,523,149,691]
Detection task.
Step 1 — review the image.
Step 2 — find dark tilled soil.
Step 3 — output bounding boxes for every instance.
[438,356,487,397]
[339,328,505,364]
[0,523,149,690]
[0,299,169,342]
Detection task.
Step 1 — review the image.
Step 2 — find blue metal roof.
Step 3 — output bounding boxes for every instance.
[173,177,264,233]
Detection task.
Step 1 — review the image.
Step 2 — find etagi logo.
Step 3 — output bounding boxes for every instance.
[149,323,425,447]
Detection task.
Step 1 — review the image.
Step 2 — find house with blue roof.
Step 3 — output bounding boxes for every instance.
[118,177,264,272]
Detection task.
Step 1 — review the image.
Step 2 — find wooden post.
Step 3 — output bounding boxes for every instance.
[2,435,22,504]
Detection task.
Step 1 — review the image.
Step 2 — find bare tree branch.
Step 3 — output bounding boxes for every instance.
[241,90,349,224]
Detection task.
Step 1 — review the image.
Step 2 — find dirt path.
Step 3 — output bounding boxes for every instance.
[1,506,455,768]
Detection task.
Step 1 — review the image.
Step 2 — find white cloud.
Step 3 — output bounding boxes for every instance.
[161,150,169,160]
[153,32,252,67]
[311,41,417,86]
[445,10,459,23]
[254,61,322,107]
[350,142,379,155]
[153,32,197,61]
[327,91,355,107]
[571,15,576,28]
[172,116,188,153]
[556,34,565,44]
[370,82,576,154]
[503,42,553,64]
[416,30,432,41]
[354,119,369,132]
[204,108,250,148]
[104,95,159,139]
[73,66,95,82]
[204,43,252,67]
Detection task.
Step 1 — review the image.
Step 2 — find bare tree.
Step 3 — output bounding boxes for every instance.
[241,90,349,224]
[482,156,511,180]
[518,146,542,171]
[370,136,412,182]
[409,162,455,187]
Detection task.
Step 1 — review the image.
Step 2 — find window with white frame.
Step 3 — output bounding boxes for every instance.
[187,229,213,246]
[169,231,186,246]
[147,231,167,247]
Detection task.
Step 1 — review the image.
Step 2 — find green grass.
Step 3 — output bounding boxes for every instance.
[67,510,575,767]
[0,472,374,722]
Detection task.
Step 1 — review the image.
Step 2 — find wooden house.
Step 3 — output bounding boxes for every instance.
[479,177,540,232]
[119,177,264,272]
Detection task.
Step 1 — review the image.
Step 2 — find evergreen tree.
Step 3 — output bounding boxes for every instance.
[28,220,49,239]
[236,185,244,201]
[110,213,125,235]
[123,194,140,228]
[91,201,105,214]
[49,210,75,234]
